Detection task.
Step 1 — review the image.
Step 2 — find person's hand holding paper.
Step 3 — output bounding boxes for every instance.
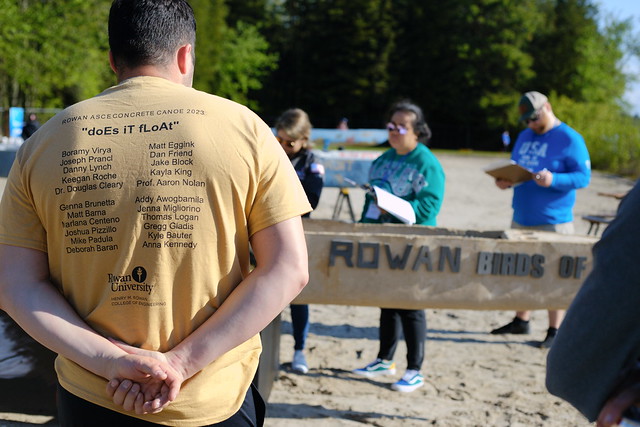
[484,159,534,186]
[495,178,513,189]
[372,186,416,225]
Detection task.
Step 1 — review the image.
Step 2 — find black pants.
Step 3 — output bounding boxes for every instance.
[56,383,265,427]
[377,308,426,371]
[290,303,309,351]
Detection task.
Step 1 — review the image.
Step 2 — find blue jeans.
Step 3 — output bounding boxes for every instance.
[290,304,309,351]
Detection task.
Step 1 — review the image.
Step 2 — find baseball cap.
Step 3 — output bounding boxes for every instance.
[518,91,548,122]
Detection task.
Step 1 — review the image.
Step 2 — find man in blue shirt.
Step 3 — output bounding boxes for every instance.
[490,91,591,348]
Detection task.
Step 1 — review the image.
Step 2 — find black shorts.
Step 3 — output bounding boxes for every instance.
[56,382,265,427]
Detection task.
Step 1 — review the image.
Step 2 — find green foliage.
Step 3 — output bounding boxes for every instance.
[191,0,227,94]
[0,1,25,106]
[3,0,640,178]
[213,22,278,109]
[191,1,276,109]
[258,0,395,125]
[0,0,111,109]
[394,0,541,129]
[227,0,269,26]
[551,95,640,176]
[599,15,639,107]
[53,1,113,102]
[529,0,626,103]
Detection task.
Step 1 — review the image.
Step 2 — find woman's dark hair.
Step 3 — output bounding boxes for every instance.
[109,0,196,70]
[388,100,432,144]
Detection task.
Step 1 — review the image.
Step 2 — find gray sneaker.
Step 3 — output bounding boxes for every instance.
[292,350,309,374]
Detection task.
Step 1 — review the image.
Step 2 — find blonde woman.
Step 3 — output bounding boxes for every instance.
[274,108,325,374]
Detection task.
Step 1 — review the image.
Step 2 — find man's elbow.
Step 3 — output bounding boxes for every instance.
[579,175,590,189]
[0,283,9,312]
[292,260,309,294]
[546,343,574,402]
[546,349,600,422]
[545,365,563,400]
[0,268,15,312]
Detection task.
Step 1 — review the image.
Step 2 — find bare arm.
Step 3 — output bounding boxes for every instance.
[162,216,308,379]
[0,244,179,414]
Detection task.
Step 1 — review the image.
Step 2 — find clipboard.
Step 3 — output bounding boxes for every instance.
[372,186,416,225]
[484,160,534,184]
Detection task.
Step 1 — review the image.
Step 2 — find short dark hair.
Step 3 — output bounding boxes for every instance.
[388,100,432,144]
[109,0,196,70]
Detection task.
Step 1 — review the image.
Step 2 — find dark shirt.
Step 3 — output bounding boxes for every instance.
[290,149,324,217]
[546,181,640,421]
[22,121,41,140]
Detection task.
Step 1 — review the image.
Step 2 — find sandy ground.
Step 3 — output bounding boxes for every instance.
[0,152,635,426]
[266,152,635,427]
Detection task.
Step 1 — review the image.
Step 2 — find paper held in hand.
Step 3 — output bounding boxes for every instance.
[484,159,534,184]
[373,186,416,225]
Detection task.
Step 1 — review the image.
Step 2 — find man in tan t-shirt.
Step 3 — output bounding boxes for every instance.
[0,1,310,426]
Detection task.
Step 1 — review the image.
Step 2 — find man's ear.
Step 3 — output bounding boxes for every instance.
[177,44,193,76]
[109,51,118,75]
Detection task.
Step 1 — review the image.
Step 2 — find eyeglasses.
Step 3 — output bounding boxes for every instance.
[386,122,408,135]
[525,109,542,124]
[276,136,297,147]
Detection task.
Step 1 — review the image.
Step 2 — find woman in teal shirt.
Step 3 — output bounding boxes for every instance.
[353,100,445,392]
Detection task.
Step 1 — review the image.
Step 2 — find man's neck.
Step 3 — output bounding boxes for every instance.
[117,65,169,82]
[536,114,560,135]
[110,45,194,87]
[116,64,192,87]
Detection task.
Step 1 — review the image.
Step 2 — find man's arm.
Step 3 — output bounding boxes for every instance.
[597,364,640,426]
[150,216,308,380]
[546,182,640,421]
[0,244,180,414]
[546,134,591,191]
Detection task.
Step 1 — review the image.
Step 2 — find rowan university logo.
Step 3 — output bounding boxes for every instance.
[108,266,153,295]
[132,266,147,283]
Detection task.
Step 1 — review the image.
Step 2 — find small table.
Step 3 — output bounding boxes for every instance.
[582,215,614,236]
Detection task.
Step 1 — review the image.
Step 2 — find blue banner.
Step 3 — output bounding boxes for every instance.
[313,149,381,188]
[9,107,24,138]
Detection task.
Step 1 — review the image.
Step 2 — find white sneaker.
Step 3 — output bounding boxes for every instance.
[391,369,424,392]
[353,359,396,378]
[292,350,309,374]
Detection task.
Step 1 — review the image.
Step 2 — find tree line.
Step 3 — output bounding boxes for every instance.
[1,0,639,174]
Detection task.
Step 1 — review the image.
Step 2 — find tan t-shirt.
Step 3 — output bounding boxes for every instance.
[0,76,311,425]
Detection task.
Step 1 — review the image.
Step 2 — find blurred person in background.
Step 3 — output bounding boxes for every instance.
[490,91,590,349]
[352,100,445,393]
[274,108,325,375]
[21,113,41,140]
